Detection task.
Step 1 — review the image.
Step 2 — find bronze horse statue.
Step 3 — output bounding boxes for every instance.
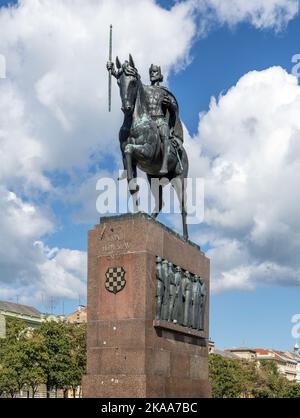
[111,55,189,240]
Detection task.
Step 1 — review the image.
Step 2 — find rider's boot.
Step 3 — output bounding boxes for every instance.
[159,140,169,175]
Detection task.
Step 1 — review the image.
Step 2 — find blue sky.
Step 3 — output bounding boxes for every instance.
[0,0,300,351]
[0,0,15,5]
[162,2,300,350]
[171,19,300,135]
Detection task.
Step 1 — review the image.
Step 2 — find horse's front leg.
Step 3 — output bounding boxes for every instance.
[148,174,165,219]
[172,175,188,240]
[119,124,130,181]
[124,143,146,190]
[124,144,136,190]
[124,143,140,215]
[118,153,128,181]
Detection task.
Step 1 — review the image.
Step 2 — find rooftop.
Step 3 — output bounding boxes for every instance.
[0,300,41,318]
[225,347,256,354]
[214,349,240,359]
[254,348,273,356]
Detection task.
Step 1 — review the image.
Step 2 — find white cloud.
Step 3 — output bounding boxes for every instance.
[0,187,53,281]
[1,0,296,190]
[0,187,86,304]
[0,0,197,302]
[0,82,50,192]
[0,0,196,179]
[34,242,87,300]
[0,0,299,302]
[188,66,300,292]
[193,0,299,31]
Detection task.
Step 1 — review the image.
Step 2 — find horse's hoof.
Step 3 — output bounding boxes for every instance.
[118,171,127,181]
[159,168,168,175]
[151,212,158,219]
[129,185,140,193]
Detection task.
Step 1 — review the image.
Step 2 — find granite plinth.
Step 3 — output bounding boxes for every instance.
[82,213,211,398]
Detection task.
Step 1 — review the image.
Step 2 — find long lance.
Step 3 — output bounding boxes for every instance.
[108,24,113,112]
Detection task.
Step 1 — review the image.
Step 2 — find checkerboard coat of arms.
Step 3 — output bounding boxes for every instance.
[105,267,126,294]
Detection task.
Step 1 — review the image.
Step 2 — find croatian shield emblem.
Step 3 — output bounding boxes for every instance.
[105,267,126,294]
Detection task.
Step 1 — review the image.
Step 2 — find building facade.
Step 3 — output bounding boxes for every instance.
[224,347,298,381]
[66,305,87,323]
[284,344,300,383]
[0,301,42,338]
[225,348,257,361]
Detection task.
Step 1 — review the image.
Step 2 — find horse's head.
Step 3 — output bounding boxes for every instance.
[116,54,140,114]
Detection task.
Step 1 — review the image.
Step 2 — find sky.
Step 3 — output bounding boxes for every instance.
[0,0,300,351]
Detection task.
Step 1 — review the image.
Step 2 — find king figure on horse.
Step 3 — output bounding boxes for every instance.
[107,55,189,240]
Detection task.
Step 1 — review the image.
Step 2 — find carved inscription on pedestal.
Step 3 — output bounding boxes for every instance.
[97,226,130,256]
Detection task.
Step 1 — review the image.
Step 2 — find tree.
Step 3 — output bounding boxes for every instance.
[209,354,254,398]
[37,321,73,397]
[283,382,300,398]
[37,321,86,398]
[21,331,48,398]
[0,318,87,398]
[0,367,19,398]
[209,354,299,398]
[253,360,288,398]
[65,322,86,398]
[0,318,28,397]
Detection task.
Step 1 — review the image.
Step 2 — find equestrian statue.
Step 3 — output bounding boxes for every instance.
[107,54,189,240]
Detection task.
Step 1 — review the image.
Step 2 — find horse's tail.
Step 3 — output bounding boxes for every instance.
[170,142,188,179]
[180,147,189,178]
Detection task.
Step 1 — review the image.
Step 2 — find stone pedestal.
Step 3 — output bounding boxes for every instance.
[82,213,211,398]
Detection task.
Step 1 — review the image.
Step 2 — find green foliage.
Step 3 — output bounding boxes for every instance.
[283,382,300,398]
[209,354,300,398]
[37,321,86,397]
[21,332,48,397]
[209,354,254,398]
[0,318,86,398]
[0,367,19,398]
[253,360,288,398]
[4,318,299,400]
[0,318,28,395]
[66,322,86,394]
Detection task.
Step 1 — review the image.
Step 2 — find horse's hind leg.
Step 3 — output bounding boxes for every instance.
[172,176,188,240]
[148,175,165,218]
[153,184,163,219]
[130,164,140,213]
